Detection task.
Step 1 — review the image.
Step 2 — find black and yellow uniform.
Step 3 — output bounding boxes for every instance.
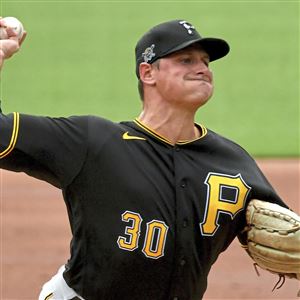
[0,112,287,300]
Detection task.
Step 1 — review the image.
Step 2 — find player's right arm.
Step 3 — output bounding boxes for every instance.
[0,113,89,188]
[0,22,88,188]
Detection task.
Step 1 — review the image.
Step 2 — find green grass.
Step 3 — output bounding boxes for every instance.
[0,1,299,156]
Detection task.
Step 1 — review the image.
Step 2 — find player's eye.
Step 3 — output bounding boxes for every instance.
[203,58,210,67]
[180,57,193,64]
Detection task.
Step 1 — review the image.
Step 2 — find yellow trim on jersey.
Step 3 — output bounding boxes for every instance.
[177,123,207,145]
[0,112,20,159]
[134,119,173,145]
[134,118,207,146]
[44,293,54,300]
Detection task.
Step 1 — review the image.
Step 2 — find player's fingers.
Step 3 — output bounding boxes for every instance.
[0,39,20,59]
[19,31,27,46]
[0,24,17,41]
[0,39,20,70]
[0,49,6,70]
[5,27,17,37]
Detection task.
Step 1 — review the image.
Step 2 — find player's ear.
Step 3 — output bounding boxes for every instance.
[139,62,156,86]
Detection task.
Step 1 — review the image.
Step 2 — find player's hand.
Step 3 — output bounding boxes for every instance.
[0,17,27,70]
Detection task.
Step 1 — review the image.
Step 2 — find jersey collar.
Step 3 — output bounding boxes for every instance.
[133,118,208,146]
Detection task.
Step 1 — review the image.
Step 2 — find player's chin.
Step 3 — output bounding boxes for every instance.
[196,89,213,107]
[201,82,213,94]
[195,86,213,103]
[184,83,213,106]
[188,93,212,109]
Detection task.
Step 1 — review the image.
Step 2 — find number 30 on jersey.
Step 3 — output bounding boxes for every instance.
[117,211,169,259]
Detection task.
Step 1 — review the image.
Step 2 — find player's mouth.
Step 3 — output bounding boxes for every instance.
[185,75,212,84]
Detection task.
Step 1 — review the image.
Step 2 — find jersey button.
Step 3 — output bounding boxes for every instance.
[180,181,186,188]
[175,146,180,152]
[183,219,189,228]
[180,259,186,266]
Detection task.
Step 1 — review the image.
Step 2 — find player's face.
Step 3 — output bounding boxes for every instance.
[154,46,213,109]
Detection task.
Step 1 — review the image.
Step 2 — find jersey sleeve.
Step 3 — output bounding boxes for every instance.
[250,159,287,207]
[0,112,88,188]
[212,130,288,209]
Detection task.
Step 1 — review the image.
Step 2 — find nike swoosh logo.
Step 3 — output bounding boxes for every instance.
[122,131,146,141]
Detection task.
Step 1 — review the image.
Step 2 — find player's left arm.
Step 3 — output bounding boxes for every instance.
[238,163,300,287]
[225,152,300,293]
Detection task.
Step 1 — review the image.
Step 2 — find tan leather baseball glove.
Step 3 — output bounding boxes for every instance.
[240,199,300,290]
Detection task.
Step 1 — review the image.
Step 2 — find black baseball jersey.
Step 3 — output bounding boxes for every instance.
[0,112,287,300]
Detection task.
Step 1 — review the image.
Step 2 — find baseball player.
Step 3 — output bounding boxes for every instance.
[0,19,299,300]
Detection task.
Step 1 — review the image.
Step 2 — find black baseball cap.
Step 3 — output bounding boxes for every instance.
[135,19,230,78]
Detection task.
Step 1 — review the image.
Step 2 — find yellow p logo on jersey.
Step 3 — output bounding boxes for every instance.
[200,172,251,236]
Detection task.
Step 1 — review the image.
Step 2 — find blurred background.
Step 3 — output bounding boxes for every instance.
[0,1,299,156]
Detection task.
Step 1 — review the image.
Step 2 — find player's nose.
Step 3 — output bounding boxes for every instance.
[194,62,212,81]
[195,60,209,71]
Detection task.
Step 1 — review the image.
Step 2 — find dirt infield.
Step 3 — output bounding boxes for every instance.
[1,159,299,300]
